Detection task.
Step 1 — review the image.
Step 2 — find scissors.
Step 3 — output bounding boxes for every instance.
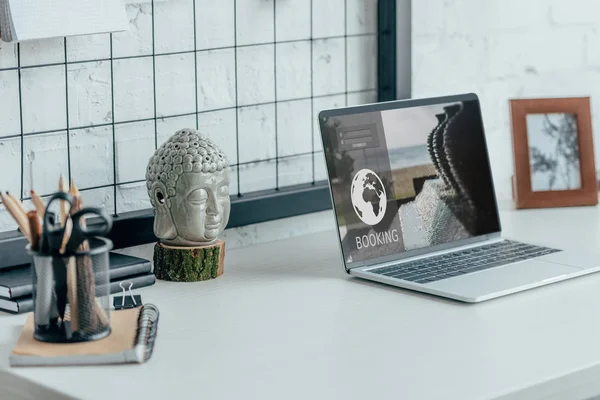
[41,192,112,255]
[40,192,112,321]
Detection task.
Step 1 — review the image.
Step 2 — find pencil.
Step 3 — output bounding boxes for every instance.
[71,189,88,247]
[64,195,85,254]
[66,257,79,332]
[58,175,69,227]
[6,192,28,218]
[26,210,40,249]
[59,218,72,254]
[5,191,32,244]
[58,180,80,254]
[70,183,109,331]
[66,180,82,331]
[27,211,42,251]
[69,179,79,197]
[0,192,31,242]
[30,190,46,218]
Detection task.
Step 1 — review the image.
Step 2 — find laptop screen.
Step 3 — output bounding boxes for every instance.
[319,95,501,264]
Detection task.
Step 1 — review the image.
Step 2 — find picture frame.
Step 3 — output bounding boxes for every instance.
[510,97,598,209]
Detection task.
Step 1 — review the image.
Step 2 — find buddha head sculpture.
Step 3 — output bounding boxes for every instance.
[146,128,230,246]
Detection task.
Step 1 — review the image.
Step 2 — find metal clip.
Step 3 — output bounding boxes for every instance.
[113,281,142,310]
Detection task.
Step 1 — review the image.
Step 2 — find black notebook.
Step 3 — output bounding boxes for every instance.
[0,253,151,299]
[0,273,156,314]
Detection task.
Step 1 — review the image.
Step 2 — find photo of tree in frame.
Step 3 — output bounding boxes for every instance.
[510,97,598,209]
[526,113,581,192]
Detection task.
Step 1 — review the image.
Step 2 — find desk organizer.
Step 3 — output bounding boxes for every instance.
[30,237,112,343]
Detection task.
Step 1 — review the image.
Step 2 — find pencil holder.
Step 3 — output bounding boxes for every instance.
[29,237,112,343]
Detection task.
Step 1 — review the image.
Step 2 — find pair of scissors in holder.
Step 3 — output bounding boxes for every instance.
[40,192,112,321]
[41,192,112,256]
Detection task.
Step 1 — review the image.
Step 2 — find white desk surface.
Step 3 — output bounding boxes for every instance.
[2,207,600,400]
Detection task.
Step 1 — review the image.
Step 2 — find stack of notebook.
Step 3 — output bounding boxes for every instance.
[0,253,155,314]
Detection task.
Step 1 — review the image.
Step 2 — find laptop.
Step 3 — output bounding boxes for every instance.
[318,93,600,302]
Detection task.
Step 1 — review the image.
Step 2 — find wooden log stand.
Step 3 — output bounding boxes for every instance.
[153,240,225,282]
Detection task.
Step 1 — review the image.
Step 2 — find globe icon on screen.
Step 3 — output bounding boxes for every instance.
[350,169,387,226]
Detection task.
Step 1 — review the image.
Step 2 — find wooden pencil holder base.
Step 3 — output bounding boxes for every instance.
[153,240,225,282]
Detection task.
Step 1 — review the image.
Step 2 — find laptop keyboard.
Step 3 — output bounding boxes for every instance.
[369,240,560,284]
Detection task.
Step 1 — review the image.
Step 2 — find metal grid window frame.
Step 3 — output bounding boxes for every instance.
[0,0,397,269]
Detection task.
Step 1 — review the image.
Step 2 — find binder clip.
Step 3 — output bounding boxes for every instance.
[113,281,142,310]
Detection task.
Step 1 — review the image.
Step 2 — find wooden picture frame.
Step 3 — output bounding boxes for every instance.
[510,97,598,209]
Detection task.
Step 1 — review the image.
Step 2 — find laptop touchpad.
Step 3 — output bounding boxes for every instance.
[426,260,581,299]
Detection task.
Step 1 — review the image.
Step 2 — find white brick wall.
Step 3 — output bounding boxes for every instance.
[0,0,378,233]
[412,0,600,207]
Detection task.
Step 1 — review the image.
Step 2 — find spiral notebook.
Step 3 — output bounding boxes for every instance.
[9,304,159,366]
